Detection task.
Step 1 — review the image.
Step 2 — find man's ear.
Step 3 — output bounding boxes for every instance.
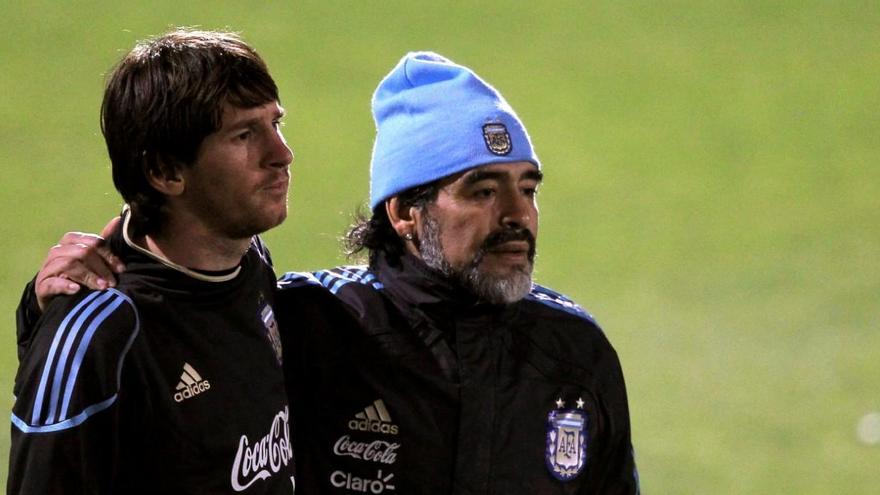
[145,156,185,196]
[385,197,420,243]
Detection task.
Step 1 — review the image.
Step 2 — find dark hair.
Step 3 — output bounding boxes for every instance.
[101,29,280,236]
[344,182,441,267]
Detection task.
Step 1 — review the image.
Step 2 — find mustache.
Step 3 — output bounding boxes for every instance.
[479,227,537,261]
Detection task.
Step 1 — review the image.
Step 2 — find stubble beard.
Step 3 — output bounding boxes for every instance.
[419,214,535,305]
[196,193,288,241]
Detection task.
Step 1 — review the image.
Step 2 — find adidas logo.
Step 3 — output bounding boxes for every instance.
[347,399,399,435]
[173,363,211,403]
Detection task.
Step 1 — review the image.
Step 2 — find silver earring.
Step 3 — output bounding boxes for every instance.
[403,233,413,241]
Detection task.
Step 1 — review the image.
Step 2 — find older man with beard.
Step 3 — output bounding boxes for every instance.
[21,52,640,494]
[278,52,640,494]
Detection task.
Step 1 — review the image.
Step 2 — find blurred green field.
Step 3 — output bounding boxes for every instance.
[1,1,878,492]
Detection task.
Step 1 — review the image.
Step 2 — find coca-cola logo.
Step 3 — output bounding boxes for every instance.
[230,407,293,491]
[333,435,399,465]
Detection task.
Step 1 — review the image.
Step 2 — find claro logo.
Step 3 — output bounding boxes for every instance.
[331,470,395,493]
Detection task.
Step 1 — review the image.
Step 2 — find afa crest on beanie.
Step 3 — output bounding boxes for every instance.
[369,51,540,210]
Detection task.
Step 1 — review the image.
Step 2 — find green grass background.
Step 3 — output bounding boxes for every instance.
[1,1,878,492]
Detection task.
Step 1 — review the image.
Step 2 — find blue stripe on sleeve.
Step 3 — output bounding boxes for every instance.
[276,271,320,289]
[526,285,596,323]
[45,291,116,424]
[277,266,384,292]
[25,288,138,431]
[13,394,118,434]
[59,293,127,421]
[31,291,102,425]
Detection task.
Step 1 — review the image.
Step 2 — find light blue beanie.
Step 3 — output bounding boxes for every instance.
[369,51,540,210]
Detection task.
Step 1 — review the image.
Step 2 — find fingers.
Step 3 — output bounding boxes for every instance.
[93,242,126,274]
[98,219,126,274]
[99,216,121,240]
[41,245,117,289]
[34,230,126,311]
[35,277,82,311]
[57,231,125,273]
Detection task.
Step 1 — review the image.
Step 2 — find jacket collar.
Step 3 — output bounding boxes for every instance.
[373,251,515,320]
[107,209,256,299]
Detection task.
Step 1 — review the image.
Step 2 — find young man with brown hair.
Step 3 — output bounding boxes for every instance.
[8,29,296,494]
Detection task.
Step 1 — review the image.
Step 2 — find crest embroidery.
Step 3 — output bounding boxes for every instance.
[260,302,283,365]
[545,398,588,481]
[482,123,512,155]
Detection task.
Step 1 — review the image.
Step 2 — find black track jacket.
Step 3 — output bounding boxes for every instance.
[15,248,639,494]
[277,252,639,494]
[9,225,294,494]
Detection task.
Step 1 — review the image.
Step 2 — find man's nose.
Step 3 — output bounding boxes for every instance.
[267,130,293,168]
[500,190,533,229]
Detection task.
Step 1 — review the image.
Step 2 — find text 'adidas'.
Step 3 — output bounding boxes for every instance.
[173,362,211,403]
[347,399,399,435]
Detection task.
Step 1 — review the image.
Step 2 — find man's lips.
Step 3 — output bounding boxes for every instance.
[487,241,531,254]
[485,243,532,265]
[262,177,290,193]
[477,228,536,266]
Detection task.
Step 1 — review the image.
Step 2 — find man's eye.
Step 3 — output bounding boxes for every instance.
[236,131,252,141]
[475,188,495,198]
[524,187,538,197]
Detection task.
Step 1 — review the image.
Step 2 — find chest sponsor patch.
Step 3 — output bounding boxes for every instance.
[331,469,396,493]
[545,398,588,481]
[347,399,399,435]
[230,406,293,491]
[173,362,210,403]
[333,435,399,465]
